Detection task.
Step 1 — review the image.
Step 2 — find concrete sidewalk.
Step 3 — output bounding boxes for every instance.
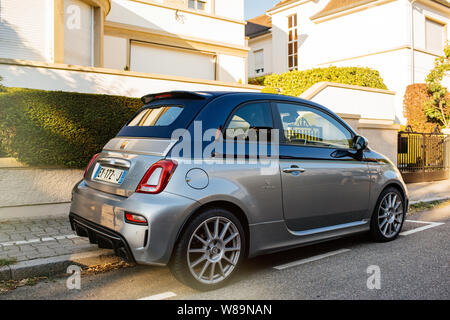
[0,179,449,281]
[407,179,450,203]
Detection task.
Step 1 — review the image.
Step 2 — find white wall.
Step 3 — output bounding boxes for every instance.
[0,62,259,98]
[0,0,53,62]
[108,0,246,47]
[217,54,246,83]
[0,168,83,207]
[214,0,244,21]
[104,35,128,70]
[248,34,272,78]
[302,83,397,120]
[321,49,410,123]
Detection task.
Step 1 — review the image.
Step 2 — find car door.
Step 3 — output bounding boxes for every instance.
[273,102,371,233]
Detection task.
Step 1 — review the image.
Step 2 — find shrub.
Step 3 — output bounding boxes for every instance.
[248,75,267,86]
[262,66,387,96]
[0,87,142,168]
[403,84,449,132]
[0,146,8,157]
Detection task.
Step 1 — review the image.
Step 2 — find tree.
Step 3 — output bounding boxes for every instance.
[424,43,450,128]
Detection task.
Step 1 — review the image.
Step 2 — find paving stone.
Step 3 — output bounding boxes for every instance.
[18,245,37,253]
[0,216,98,265]
[1,246,20,253]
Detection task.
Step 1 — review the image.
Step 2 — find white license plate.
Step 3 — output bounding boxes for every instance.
[93,166,127,185]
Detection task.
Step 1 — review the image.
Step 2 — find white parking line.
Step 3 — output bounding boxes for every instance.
[273,248,351,271]
[400,220,445,236]
[138,291,177,300]
[0,234,79,247]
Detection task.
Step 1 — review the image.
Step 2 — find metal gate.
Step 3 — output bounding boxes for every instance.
[398,128,449,183]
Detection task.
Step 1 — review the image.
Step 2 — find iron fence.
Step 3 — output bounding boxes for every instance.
[398,128,449,183]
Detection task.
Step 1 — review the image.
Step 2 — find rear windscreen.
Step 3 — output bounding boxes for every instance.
[128,105,183,127]
[117,98,207,138]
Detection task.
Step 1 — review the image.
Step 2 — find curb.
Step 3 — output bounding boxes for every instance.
[0,249,120,281]
[409,196,450,205]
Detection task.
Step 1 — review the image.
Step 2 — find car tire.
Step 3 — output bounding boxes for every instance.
[169,207,246,291]
[370,187,406,242]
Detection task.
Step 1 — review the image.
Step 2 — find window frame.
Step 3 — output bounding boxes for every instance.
[188,0,207,11]
[254,49,265,75]
[271,101,356,150]
[222,100,276,141]
[287,14,298,71]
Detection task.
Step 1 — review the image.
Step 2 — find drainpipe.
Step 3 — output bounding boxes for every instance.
[410,0,417,84]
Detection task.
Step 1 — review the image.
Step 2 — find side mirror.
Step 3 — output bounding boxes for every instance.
[353,135,368,151]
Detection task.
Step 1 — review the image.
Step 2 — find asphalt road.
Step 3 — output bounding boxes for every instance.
[1,206,449,300]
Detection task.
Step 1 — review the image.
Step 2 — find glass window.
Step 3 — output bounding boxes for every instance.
[128,105,183,127]
[287,14,298,71]
[225,103,273,140]
[254,49,264,74]
[276,103,353,148]
[425,18,445,54]
[188,0,206,10]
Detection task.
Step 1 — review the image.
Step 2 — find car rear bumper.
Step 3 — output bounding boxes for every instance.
[70,181,200,266]
[70,212,136,262]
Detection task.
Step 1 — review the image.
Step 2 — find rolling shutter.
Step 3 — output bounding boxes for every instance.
[425,18,444,54]
[0,0,51,61]
[130,41,216,80]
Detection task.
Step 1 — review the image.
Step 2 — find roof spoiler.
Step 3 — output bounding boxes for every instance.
[141,91,210,104]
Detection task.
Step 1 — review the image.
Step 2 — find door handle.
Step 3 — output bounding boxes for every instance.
[283,167,305,174]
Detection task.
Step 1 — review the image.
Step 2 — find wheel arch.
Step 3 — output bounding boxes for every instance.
[173,200,250,257]
[372,181,408,216]
[382,182,407,203]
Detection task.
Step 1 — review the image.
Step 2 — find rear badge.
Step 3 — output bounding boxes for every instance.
[120,140,129,150]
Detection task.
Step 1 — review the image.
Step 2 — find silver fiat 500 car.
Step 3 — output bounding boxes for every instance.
[70,91,408,291]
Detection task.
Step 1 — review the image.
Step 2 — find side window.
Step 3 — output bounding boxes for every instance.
[225,102,273,140]
[276,103,353,149]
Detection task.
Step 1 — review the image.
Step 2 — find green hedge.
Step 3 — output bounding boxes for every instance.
[262,66,388,96]
[248,75,267,86]
[0,87,142,168]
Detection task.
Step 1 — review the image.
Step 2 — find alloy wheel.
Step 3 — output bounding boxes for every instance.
[187,217,241,284]
[378,192,404,238]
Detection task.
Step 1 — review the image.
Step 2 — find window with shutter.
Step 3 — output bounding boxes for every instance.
[425,18,445,54]
[0,0,51,62]
[254,49,264,75]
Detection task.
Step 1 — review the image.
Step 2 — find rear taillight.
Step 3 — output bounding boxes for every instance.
[125,212,148,225]
[84,153,100,178]
[136,160,178,194]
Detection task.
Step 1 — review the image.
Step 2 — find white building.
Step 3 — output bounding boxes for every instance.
[0,0,260,97]
[247,0,450,123]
